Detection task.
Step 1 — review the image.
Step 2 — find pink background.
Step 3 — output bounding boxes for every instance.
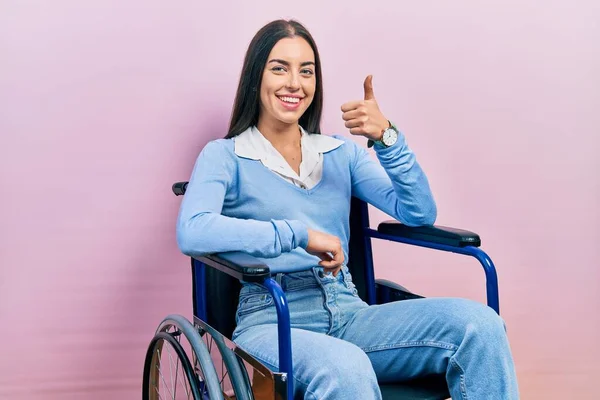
[1,0,598,398]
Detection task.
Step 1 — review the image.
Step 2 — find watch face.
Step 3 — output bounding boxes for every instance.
[382,129,398,146]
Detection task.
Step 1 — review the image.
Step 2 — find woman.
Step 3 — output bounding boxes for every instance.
[177,19,519,399]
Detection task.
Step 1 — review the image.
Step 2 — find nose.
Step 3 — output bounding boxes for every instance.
[286,71,300,90]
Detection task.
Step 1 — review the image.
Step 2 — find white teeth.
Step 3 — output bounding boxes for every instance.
[278,96,300,104]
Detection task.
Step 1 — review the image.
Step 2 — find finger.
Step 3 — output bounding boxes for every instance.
[315,252,334,262]
[320,247,344,274]
[323,264,342,277]
[341,101,362,113]
[319,259,338,269]
[363,75,375,101]
[333,248,344,266]
[349,127,368,135]
[342,109,364,121]
[344,119,363,129]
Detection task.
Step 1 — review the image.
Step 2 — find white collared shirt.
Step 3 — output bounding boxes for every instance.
[234,126,344,189]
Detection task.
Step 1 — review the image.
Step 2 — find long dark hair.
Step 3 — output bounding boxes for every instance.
[225,19,324,138]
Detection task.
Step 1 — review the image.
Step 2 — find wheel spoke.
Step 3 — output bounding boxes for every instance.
[156,351,175,399]
[220,358,226,389]
[182,360,192,398]
[208,336,213,353]
[173,353,180,398]
[194,353,210,396]
[168,327,191,399]
[176,353,192,399]
[166,346,176,398]
[204,334,223,392]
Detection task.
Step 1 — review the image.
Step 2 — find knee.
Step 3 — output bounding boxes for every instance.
[333,342,376,378]
[308,342,379,399]
[453,299,507,343]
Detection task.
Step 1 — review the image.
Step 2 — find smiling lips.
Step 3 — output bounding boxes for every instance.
[277,95,303,110]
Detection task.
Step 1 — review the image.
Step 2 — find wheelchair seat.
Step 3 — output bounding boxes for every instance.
[380,380,450,400]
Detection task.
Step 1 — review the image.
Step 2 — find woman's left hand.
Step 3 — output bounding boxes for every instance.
[341,75,390,141]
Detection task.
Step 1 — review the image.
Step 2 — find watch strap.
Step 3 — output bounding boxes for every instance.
[367,120,395,148]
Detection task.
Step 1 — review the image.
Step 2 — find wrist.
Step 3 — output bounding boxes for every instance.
[367,120,397,148]
[371,119,391,141]
[287,220,309,249]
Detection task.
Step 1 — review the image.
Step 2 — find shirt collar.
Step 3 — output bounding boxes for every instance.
[234,126,344,161]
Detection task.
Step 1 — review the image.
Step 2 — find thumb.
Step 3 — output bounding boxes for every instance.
[363,75,375,100]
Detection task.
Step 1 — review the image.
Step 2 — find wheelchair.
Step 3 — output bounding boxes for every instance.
[142,181,500,400]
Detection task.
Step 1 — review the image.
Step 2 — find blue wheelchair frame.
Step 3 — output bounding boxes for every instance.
[188,195,500,400]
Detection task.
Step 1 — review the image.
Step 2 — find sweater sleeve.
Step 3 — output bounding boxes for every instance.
[345,132,437,226]
[176,140,309,258]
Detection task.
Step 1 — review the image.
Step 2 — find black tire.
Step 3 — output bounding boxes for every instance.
[143,331,202,400]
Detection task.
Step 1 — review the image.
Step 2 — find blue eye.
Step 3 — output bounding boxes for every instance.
[301,69,314,75]
[271,66,286,72]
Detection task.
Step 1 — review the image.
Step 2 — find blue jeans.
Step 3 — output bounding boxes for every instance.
[232,266,519,399]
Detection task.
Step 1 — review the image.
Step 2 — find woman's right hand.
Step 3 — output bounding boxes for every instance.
[305,229,345,276]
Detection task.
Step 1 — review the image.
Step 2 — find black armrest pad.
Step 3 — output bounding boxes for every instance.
[196,252,271,282]
[172,181,189,196]
[377,221,481,247]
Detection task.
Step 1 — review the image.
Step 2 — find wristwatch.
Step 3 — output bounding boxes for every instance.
[367,121,399,148]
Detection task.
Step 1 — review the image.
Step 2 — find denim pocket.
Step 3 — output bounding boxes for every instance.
[237,293,273,316]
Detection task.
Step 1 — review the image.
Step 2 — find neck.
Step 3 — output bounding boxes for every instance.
[256,118,301,149]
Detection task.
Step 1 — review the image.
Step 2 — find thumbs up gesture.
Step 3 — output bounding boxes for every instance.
[341,75,390,141]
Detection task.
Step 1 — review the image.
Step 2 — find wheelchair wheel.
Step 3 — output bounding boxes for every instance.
[194,318,253,400]
[144,315,225,400]
[143,331,202,399]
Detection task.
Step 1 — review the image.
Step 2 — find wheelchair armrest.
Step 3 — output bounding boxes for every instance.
[172,181,188,196]
[377,221,481,248]
[196,252,271,283]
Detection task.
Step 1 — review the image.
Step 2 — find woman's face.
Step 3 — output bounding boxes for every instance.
[258,37,316,128]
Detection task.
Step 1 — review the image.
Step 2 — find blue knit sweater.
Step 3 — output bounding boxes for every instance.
[176,131,436,273]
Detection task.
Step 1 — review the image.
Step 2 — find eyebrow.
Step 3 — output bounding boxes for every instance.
[268,59,315,67]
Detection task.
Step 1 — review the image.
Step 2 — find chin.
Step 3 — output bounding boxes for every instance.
[277,115,302,125]
[274,111,305,125]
